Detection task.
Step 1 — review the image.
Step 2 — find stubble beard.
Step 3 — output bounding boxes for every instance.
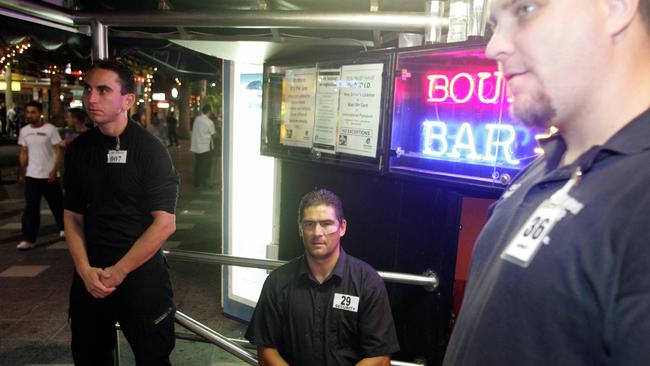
[510,88,557,129]
[305,241,338,261]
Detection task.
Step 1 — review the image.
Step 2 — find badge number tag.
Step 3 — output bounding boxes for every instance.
[501,204,564,267]
[333,293,359,313]
[107,150,127,164]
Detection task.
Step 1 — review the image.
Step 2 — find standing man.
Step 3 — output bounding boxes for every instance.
[61,107,89,146]
[6,103,17,137]
[246,189,399,366]
[63,59,179,365]
[166,111,179,147]
[444,0,650,365]
[0,102,6,136]
[190,104,215,188]
[16,100,64,250]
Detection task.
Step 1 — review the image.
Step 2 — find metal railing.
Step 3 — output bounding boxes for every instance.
[175,311,259,365]
[174,312,425,366]
[164,249,439,291]
[116,313,425,365]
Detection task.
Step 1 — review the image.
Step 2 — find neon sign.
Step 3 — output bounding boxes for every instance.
[390,48,542,186]
[422,121,521,166]
[426,71,510,105]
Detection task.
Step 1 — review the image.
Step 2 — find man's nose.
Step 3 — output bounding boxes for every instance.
[485,25,513,62]
[84,90,97,103]
[313,223,326,235]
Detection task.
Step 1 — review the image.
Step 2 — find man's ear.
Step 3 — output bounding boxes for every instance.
[123,93,136,111]
[339,218,347,237]
[606,0,640,36]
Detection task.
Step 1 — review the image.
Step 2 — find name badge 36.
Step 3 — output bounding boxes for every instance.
[501,204,565,267]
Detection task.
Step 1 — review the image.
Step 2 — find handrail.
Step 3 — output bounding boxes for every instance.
[164,249,439,291]
[165,250,284,270]
[173,319,425,366]
[174,311,258,365]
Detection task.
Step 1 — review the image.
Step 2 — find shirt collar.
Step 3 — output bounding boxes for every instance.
[537,108,650,171]
[600,108,650,155]
[299,248,348,283]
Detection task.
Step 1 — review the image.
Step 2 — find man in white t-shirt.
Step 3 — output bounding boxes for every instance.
[190,104,216,188]
[17,101,65,250]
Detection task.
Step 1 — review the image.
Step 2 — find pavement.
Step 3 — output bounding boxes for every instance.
[0,139,249,365]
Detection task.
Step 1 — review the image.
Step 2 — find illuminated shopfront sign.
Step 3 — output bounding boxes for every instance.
[0,81,21,91]
[390,48,542,187]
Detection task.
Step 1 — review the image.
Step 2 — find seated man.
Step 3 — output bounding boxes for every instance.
[246,189,399,366]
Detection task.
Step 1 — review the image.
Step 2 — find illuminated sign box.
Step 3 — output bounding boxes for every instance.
[390,45,543,188]
[0,81,21,91]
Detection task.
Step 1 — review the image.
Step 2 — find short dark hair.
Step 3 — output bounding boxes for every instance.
[201,104,212,114]
[87,59,135,95]
[298,189,345,227]
[68,108,86,123]
[642,0,650,32]
[26,101,43,112]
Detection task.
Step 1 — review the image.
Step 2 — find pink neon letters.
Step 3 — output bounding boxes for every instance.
[426,71,506,105]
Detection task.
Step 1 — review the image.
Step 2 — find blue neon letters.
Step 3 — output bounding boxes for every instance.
[422,121,520,165]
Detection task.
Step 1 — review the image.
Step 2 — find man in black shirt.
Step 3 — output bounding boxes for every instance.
[443,1,650,365]
[166,112,179,147]
[64,59,179,365]
[246,189,399,366]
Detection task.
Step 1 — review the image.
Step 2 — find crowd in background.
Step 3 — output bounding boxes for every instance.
[0,101,25,138]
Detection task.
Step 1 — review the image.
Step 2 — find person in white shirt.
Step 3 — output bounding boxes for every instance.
[190,104,216,188]
[17,101,65,250]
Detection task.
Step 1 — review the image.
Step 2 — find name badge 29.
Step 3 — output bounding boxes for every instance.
[107,150,127,164]
[333,293,359,313]
[501,204,565,267]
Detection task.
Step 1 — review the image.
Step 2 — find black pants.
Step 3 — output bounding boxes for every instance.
[167,128,178,146]
[193,151,213,187]
[69,250,175,366]
[22,177,64,243]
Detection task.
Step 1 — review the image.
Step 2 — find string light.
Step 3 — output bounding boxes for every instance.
[0,39,31,71]
[43,65,61,75]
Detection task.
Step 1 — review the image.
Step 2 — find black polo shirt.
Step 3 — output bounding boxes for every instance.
[443,109,650,366]
[245,249,399,366]
[63,120,178,259]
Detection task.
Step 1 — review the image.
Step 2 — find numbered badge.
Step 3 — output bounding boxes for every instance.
[333,293,360,313]
[107,150,127,164]
[501,204,566,267]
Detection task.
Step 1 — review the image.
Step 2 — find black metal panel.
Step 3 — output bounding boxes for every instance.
[279,159,462,365]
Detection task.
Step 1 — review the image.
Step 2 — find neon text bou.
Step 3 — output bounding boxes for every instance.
[426,71,508,105]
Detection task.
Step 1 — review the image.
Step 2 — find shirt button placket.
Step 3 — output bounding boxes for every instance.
[313,286,324,362]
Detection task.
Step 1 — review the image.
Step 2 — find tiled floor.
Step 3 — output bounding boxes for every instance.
[0,139,249,366]
[0,265,50,278]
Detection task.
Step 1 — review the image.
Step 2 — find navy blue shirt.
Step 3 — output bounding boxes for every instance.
[444,109,650,366]
[245,249,400,365]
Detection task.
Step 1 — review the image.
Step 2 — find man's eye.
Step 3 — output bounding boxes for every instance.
[487,19,497,32]
[516,3,537,17]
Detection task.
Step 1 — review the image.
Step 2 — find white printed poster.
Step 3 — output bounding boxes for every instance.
[336,63,383,157]
[281,68,316,148]
[312,68,341,154]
